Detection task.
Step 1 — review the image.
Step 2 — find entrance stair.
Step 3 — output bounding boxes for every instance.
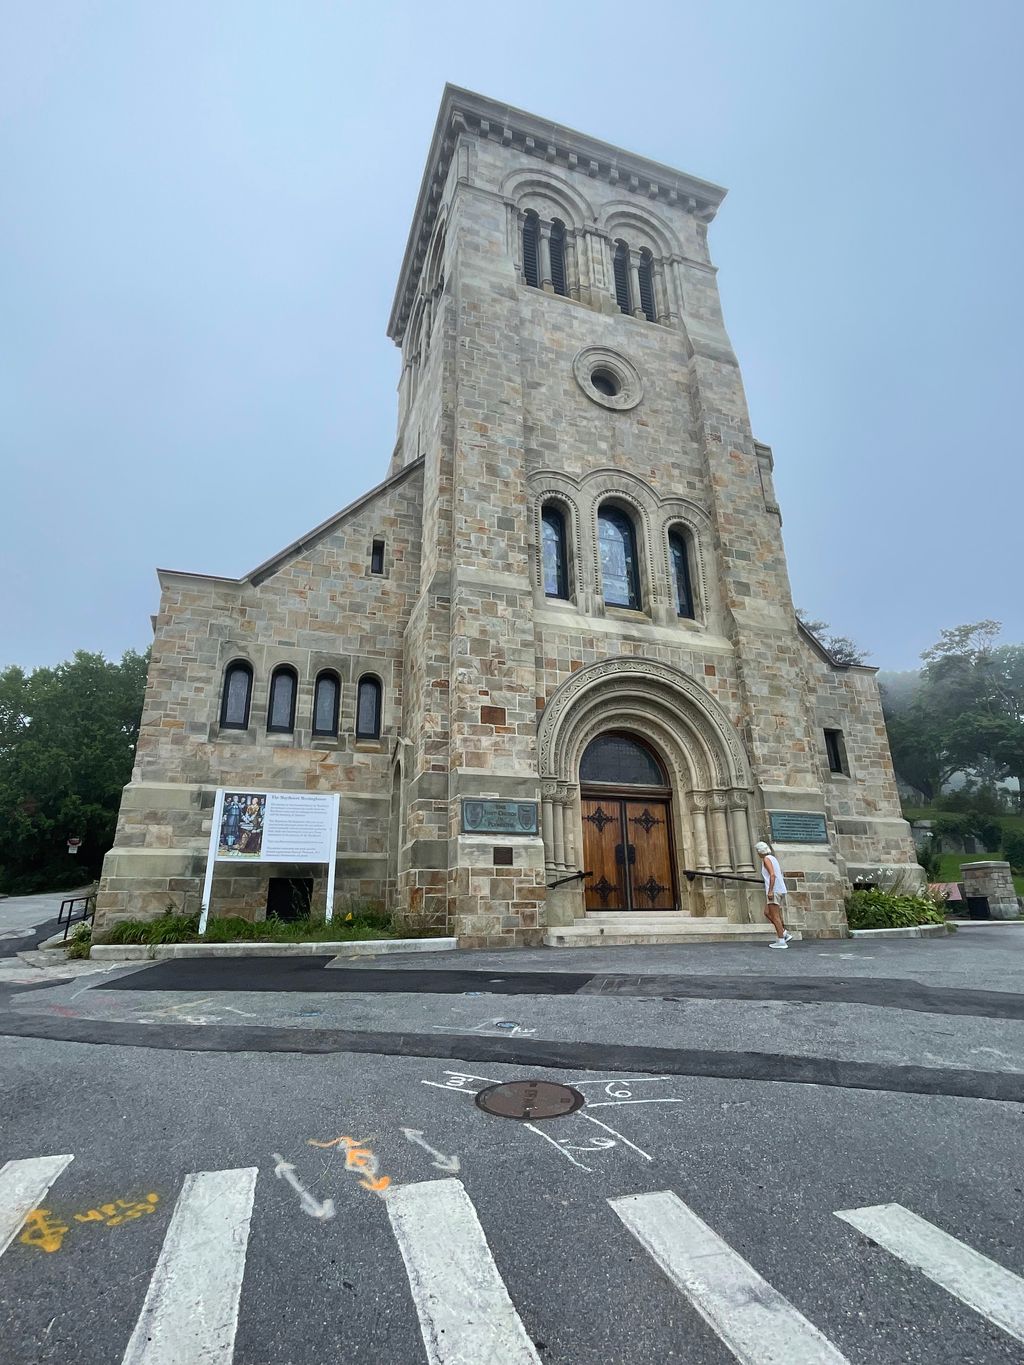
[543,912,790,948]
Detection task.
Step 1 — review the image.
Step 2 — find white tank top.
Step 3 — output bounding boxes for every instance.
[761,855,788,896]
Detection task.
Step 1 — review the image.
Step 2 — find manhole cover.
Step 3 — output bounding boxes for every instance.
[475,1080,584,1121]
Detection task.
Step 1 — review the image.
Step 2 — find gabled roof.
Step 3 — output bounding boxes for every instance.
[157,457,423,590]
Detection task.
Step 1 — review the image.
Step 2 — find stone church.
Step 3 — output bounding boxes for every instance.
[95,86,918,946]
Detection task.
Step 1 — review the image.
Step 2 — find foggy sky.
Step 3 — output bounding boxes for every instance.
[2,1,1022,673]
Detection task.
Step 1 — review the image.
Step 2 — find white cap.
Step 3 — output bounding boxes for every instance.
[755,841,771,855]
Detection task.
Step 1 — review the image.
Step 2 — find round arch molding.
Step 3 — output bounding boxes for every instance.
[538,657,751,791]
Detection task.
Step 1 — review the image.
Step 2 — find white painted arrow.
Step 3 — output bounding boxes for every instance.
[401,1128,461,1173]
[272,1153,336,1220]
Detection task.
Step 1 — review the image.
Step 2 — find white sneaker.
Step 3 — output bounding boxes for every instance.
[768,938,788,949]
[782,930,793,942]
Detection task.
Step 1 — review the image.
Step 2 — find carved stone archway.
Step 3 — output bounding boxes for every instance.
[538,659,755,886]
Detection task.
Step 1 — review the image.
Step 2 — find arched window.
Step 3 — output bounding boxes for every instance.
[267,666,297,734]
[541,503,569,599]
[613,241,631,314]
[580,733,667,786]
[598,505,642,610]
[312,671,340,737]
[356,676,382,739]
[219,661,253,730]
[638,250,657,323]
[669,530,695,619]
[522,212,540,289]
[550,220,567,297]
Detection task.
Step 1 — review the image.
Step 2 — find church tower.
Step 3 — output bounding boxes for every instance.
[95,87,918,944]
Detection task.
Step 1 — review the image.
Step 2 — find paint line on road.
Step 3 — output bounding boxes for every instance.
[835,1202,1024,1345]
[386,1177,542,1364]
[0,1154,74,1257]
[578,1112,652,1161]
[610,1190,849,1364]
[120,1166,258,1365]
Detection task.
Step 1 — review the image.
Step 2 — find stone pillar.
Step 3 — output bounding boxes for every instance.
[728,791,755,873]
[539,224,553,293]
[628,250,644,318]
[541,786,556,875]
[690,792,712,872]
[566,231,582,300]
[560,783,579,868]
[710,794,732,872]
[962,861,1020,919]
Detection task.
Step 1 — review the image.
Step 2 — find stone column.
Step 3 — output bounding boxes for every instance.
[541,785,557,875]
[728,791,755,873]
[962,861,1020,919]
[566,231,582,301]
[559,783,579,868]
[628,250,644,318]
[690,792,712,872]
[539,224,553,293]
[710,794,732,872]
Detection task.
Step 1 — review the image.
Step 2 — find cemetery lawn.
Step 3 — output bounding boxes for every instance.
[95,912,447,947]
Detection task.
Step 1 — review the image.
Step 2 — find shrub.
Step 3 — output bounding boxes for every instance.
[916,841,942,879]
[1003,829,1024,875]
[845,889,947,931]
[66,924,92,959]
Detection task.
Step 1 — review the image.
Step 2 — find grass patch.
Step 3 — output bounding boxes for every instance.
[98,906,445,947]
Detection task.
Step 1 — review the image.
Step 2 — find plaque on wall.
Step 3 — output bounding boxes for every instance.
[461,799,539,836]
[768,811,829,844]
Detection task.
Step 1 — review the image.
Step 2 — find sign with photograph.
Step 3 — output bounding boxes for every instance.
[215,791,338,864]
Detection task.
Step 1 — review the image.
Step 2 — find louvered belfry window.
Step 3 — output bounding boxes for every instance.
[638,252,657,322]
[522,213,540,288]
[550,221,567,297]
[613,242,631,313]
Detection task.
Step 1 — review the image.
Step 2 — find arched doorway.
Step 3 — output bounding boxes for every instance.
[579,732,677,912]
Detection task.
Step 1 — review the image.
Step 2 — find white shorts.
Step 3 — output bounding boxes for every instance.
[766,892,787,908]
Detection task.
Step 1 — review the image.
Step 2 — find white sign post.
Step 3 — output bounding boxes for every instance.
[199,790,341,935]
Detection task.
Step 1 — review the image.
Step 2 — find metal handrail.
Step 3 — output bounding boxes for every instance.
[60,894,96,940]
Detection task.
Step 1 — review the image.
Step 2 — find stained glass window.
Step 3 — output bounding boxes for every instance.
[356,676,382,739]
[599,506,641,609]
[312,672,340,737]
[220,662,252,730]
[580,734,666,786]
[542,505,569,599]
[669,530,695,619]
[267,667,297,733]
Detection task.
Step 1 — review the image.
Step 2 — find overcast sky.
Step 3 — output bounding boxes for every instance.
[2,1,1021,674]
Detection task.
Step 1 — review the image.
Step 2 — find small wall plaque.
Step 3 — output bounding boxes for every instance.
[461,799,539,836]
[768,811,829,844]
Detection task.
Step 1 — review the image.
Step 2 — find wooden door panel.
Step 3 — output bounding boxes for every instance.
[624,801,676,910]
[581,799,627,911]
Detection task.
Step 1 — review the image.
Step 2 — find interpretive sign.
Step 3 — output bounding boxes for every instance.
[768,811,829,844]
[461,799,539,836]
[201,789,341,932]
[215,791,337,863]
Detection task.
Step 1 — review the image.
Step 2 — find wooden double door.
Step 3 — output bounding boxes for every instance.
[581,793,677,912]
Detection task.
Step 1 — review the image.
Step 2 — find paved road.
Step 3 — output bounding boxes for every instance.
[2,931,1024,1363]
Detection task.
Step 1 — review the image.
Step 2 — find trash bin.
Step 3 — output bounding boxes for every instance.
[966,895,990,921]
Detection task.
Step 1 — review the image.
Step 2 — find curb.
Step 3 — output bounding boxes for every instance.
[848,924,951,940]
[89,937,458,962]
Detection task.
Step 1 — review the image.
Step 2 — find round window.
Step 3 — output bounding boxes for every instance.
[590,369,621,398]
[573,347,643,411]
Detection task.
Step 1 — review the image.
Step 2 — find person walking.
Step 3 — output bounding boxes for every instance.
[756,840,793,948]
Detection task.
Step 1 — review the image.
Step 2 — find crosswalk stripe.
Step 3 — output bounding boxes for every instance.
[0,1154,74,1258]
[386,1178,542,1364]
[835,1202,1024,1345]
[610,1191,849,1364]
[120,1166,258,1365]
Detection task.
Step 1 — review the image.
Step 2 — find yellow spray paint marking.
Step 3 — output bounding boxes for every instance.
[19,1194,160,1252]
[74,1194,160,1226]
[309,1135,391,1194]
[19,1209,70,1254]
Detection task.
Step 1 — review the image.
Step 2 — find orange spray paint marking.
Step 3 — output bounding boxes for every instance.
[309,1135,392,1195]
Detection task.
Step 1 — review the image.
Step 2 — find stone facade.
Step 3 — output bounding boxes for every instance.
[96,86,919,944]
[961,862,1020,920]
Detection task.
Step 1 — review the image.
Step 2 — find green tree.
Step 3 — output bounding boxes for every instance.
[796,611,870,666]
[0,650,149,893]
